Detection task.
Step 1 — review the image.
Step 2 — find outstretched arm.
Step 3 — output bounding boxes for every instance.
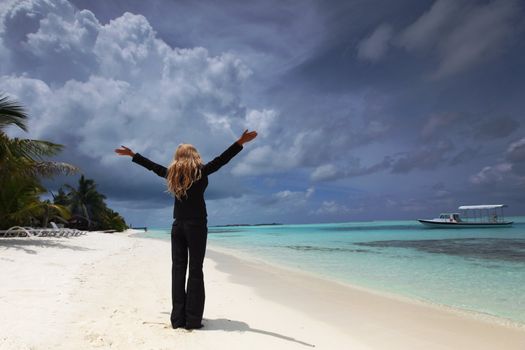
[203,129,257,176]
[115,145,167,178]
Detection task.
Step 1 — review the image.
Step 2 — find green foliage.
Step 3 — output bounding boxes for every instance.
[0,170,45,228]
[0,93,127,232]
[0,93,76,229]
[0,169,72,229]
[53,188,69,206]
[0,94,27,131]
[101,208,128,232]
[57,175,128,232]
[39,200,71,229]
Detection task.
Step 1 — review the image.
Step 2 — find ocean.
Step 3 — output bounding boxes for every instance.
[138,217,525,326]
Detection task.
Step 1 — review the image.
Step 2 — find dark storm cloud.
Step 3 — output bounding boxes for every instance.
[390,141,455,173]
[1,0,524,224]
[259,0,525,196]
[2,0,100,83]
[397,0,521,78]
[68,0,324,82]
[0,0,264,226]
[421,113,520,143]
[448,147,479,166]
[474,117,520,140]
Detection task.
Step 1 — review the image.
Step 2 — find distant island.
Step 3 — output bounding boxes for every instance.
[211,223,283,227]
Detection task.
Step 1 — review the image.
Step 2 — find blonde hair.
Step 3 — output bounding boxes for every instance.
[167,144,203,200]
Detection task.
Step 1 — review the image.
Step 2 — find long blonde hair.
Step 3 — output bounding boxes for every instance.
[167,144,203,200]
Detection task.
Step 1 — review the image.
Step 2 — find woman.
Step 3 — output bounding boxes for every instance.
[115,129,257,330]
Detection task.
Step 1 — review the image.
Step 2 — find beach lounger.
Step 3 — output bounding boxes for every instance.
[49,222,84,237]
[0,226,40,238]
[0,225,87,238]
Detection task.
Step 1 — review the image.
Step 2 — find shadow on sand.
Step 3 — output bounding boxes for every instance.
[0,238,93,255]
[203,318,315,347]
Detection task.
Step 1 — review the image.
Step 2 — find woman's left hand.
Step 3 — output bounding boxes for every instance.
[237,130,258,145]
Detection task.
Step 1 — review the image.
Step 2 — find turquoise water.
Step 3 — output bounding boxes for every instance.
[140,217,525,325]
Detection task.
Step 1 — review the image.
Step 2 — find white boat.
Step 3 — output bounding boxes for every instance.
[418,204,513,228]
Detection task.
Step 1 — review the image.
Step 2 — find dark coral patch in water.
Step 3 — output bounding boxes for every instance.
[283,245,374,254]
[208,229,243,234]
[355,238,525,262]
[320,225,420,232]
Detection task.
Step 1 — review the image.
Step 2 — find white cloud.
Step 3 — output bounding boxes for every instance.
[314,200,352,215]
[470,137,525,185]
[469,163,512,185]
[0,0,17,16]
[261,187,315,212]
[244,109,277,137]
[0,0,277,205]
[26,9,100,57]
[275,187,314,201]
[2,0,96,82]
[507,137,525,159]
[506,137,525,176]
[231,129,323,176]
[0,75,58,139]
[311,164,339,182]
[357,24,392,62]
[397,0,461,51]
[230,140,302,176]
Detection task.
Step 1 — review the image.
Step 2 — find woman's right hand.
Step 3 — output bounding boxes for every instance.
[114,145,136,157]
[236,129,258,145]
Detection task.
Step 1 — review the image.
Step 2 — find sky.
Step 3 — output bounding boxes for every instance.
[1,0,524,226]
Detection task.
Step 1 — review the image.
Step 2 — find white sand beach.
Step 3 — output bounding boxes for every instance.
[1,231,524,350]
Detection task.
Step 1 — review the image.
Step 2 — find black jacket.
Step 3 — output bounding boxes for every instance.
[132,142,243,220]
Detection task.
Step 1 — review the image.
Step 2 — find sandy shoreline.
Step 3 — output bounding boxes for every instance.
[1,231,524,349]
[207,244,525,329]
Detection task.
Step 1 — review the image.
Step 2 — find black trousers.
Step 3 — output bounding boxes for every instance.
[170,219,208,328]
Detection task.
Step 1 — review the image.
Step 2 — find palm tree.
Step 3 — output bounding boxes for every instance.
[0,94,126,231]
[64,175,107,230]
[58,178,128,231]
[101,208,128,232]
[0,93,78,229]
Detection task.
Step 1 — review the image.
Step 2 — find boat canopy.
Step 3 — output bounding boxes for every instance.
[458,204,507,210]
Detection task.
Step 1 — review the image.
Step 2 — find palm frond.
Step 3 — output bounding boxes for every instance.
[32,161,79,177]
[8,138,64,160]
[0,94,28,132]
[47,203,71,220]
[7,202,45,221]
[63,184,77,192]
[1,158,79,178]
